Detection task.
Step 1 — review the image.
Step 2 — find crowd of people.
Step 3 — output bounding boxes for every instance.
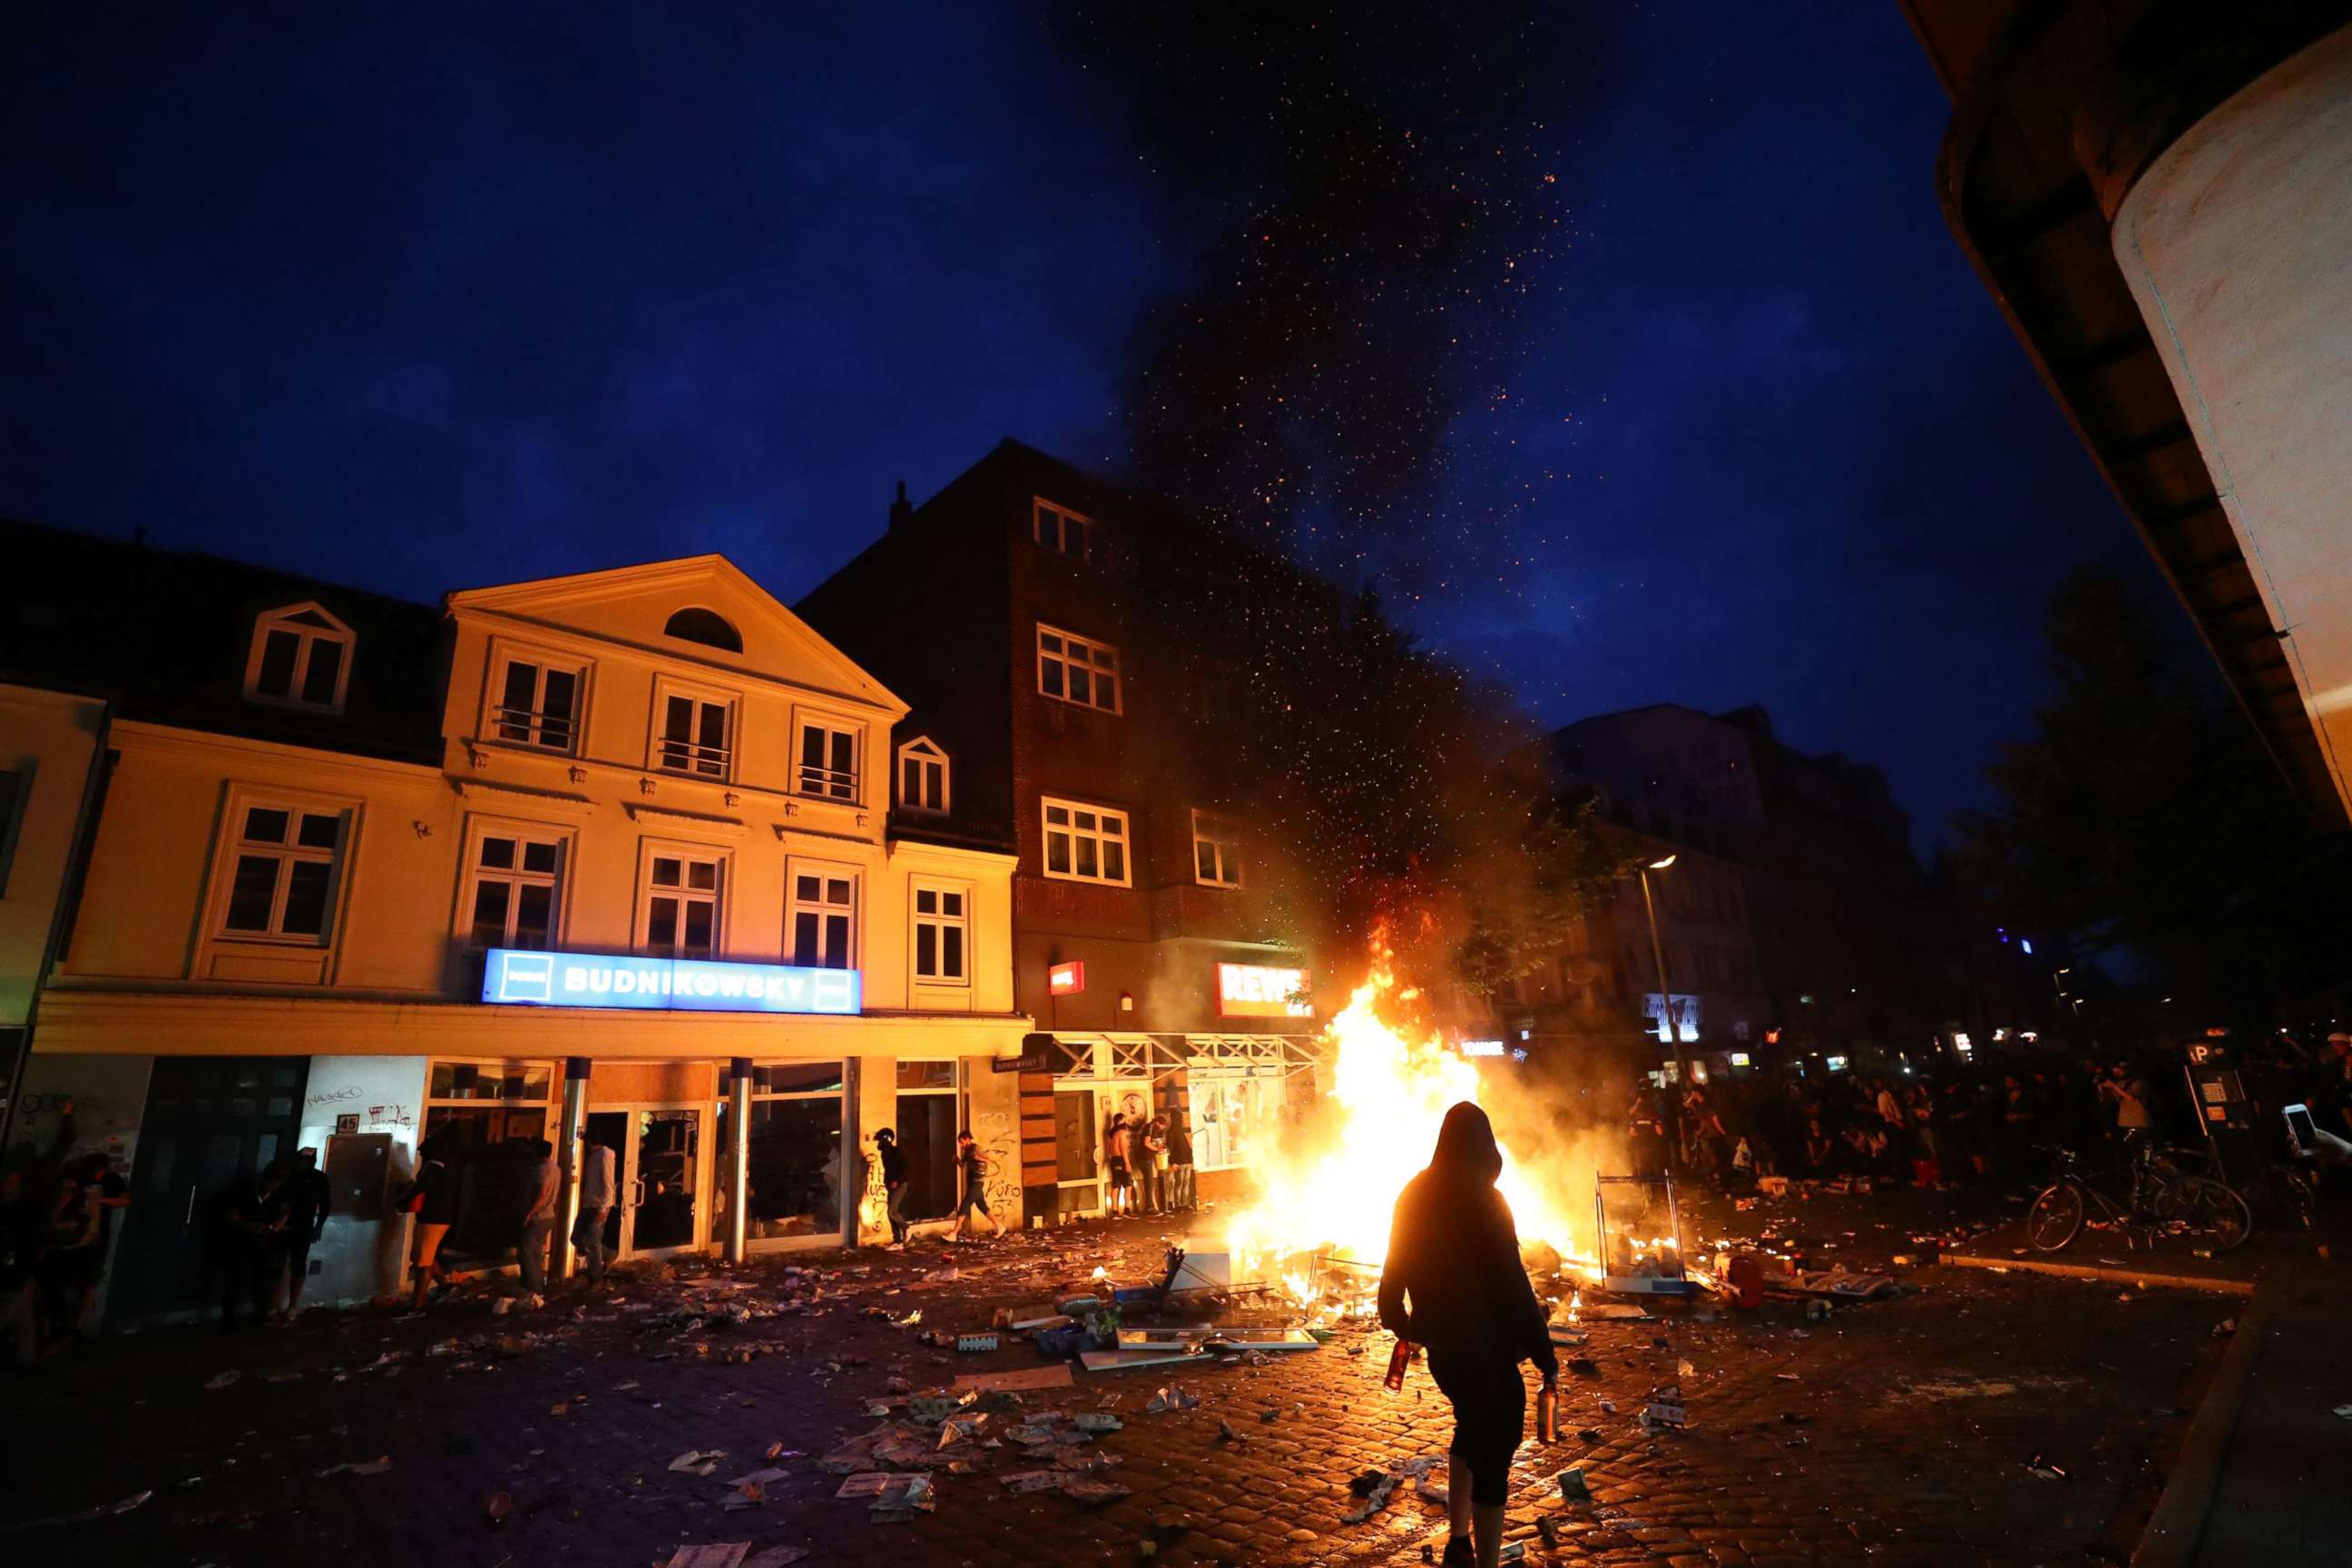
[1100,1106,1196,1218]
[1625,1029,2352,1198]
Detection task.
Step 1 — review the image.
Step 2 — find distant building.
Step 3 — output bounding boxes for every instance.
[799,441,1339,1219]
[1904,3,2351,831]
[1540,702,1957,1061]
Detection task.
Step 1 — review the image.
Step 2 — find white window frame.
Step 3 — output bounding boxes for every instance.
[896,736,949,815]
[242,602,355,714]
[485,643,589,755]
[786,858,860,971]
[793,713,862,804]
[456,817,573,951]
[634,840,730,959]
[1032,497,1101,564]
[211,792,353,946]
[1041,795,1132,887]
[649,679,739,782]
[1191,808,1243,889]
[1036,624,1123,715]
[910,878,973,986]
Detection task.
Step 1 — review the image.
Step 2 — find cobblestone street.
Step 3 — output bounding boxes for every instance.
[0,1185,2238,1568]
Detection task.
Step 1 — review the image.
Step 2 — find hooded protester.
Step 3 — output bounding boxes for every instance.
[1377,1102,1558,1568]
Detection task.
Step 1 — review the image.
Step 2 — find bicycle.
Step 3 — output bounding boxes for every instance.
[2024,1142,2252,1254]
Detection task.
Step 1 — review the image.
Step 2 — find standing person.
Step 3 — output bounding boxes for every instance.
[1102,1113,1133,1218]
[278,1147,330,1319]
[1132,1116,1166,1216]
[398,1135,457,1312]
[210,1162,285,1330]
[573,1132,616,1285]
[1626,1086,1668,1178]
[873,1128,910,1249]
[1165,1112,1197,1213]
[515,1138,559,1295]
[0,1159,44,1370]
[950,1130,999,1242]
[1377,1103,1558,1568]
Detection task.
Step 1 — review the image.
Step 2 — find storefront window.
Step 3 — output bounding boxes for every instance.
[423,1059,556,1262]
[1191,1073,1283,1171]
[719,1061,848,1243]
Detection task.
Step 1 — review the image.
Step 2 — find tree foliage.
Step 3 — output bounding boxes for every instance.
[1958,565,2347,1017]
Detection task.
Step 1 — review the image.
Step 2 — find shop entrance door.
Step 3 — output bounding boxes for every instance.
[584,1106,706,1259]
[1054,1089,1101,1214]
[116,1056,309,1325]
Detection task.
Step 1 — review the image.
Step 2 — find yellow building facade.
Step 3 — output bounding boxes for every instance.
[27,556,1029,1320]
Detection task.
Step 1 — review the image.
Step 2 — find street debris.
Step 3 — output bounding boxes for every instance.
[1642,1384,1687,1429]
[956,1330,1000,1353]
[1557,1466,1590,1499]
[668,1449,727,1476]
[204,1370,242,1391]
[0,1489,154,1533]
[744,1552,811,1568]
[485,1490,513,1524]
[1073,1412,1123,1434]
[1143,1384,1200,1414]
[1340,1455,1443,1524]
[315,1457,394,1478]
[664,1545,750,1568]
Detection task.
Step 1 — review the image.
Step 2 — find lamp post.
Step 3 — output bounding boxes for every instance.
[1639,854,1676,1048]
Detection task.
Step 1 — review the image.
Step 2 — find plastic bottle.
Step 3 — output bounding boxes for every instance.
[1537,1383,1558,1443]
[1384,1338,1413,1391]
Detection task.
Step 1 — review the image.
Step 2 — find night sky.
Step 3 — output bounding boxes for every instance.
[2,4,2158,848]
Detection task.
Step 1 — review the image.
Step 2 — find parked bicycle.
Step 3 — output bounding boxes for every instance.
[2024,1142,2252,1254]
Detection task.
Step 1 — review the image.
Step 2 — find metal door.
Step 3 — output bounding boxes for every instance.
[114,1056,308,1325]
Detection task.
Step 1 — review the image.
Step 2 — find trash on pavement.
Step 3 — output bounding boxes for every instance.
[951,1364,1073,1394]
[316,1456,394,1478]
[204,1370,242,1391]
[2026,1455,2071,1481]
[0,1489,155,1533]
[1063,1479,1132,1506]
[867,1474,935,1521]
[728,1467,795,1488]
[668,1450,727,1476]
[1073,1412,1123,1434]
[485,1491,513,1524]
[742,1550,811,1568]
[1596,1397,1617,1414]
[1557,1467,1590,1499]
[1143,1385,1200,1413]
[1004,1470,1067,1494]
[956,1331,1001,1353]
[1642,1384,1686,1429]
[664,1545,749,1568]
[936,1414,988,1447]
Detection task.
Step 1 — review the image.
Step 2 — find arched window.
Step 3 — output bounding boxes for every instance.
[244,603,354,713]
[897,736,949,814]
[663,606,742,653]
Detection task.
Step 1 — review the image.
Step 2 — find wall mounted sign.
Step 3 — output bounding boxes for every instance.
[1217,963,1312,1018]
[481,948,860,1015]
[1048,961,1086,995]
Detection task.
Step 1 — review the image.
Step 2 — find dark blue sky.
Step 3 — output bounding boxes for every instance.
[2,4,2152,848]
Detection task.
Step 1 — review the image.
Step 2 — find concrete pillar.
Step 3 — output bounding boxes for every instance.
[553,1057,591,1280]
[724,1056,751,1264]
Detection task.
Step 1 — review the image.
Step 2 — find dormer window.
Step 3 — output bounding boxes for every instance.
[244,603,354,714]
[897,737,949,815]
[663,606,742,653]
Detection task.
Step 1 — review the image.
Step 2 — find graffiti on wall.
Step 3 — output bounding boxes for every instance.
[975,1115,1022,1220]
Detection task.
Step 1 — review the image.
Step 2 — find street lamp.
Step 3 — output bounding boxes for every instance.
[1639,854,1676,1046]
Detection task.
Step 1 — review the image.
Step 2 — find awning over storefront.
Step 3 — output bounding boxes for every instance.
[33,989,1033,1060]
[1044,1031,1330,1083]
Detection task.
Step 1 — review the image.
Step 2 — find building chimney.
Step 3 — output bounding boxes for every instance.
[887,479,912,533]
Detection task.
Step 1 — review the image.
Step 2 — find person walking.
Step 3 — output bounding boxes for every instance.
[515,1138,559,1295]
[1165,1113,1197,1213]
[950,1130,999,1242]
[278,1146,330,1318]
[0,1160,47,1369]
[1377,1103,1559,1568]
[1133,1116,1166,1216]
[398,1136,457,1311]
[873,1128,910,1248]
[573,1132,616,1285]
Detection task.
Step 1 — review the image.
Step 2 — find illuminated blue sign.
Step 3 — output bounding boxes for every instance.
[481,949,860,1015]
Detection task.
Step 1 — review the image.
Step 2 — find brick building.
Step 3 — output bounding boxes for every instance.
[799,441,1336,1221]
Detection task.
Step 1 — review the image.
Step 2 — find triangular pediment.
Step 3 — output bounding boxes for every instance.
[447,555,904,714]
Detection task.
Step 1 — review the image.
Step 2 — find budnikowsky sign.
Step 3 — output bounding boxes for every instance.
[481,948,861,1015]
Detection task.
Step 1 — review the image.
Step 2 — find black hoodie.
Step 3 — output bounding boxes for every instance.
[1376,1102,1557,1376]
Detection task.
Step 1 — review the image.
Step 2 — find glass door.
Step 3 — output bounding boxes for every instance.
[1054,1089,1100,1213]
[624,1106,703,1255]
